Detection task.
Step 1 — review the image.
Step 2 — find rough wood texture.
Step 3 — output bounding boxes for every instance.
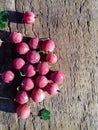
[0,0,97,130]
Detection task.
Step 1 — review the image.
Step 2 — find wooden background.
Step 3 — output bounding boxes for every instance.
[0,0,98,130]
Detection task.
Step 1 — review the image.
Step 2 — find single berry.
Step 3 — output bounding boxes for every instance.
[16,42,30,55]
[41,40,55,52]
[29,37,39,49]
[26,50,40,64]
[23,11,35,24]
[35,75,48,88]
[9,32,23,44]
[37,62,49,75]
[16,104,31,119]
[23,64,36,77]
[16,90,29,104]
[31,88,45,103]
[51,71,64,84]
[2,70,14,83]
[21,78,34,91]
[13,58,25,70]
[45,83,59,96]
[46,53,57,64]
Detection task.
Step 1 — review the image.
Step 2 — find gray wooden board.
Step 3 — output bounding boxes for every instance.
[0,0,97,130]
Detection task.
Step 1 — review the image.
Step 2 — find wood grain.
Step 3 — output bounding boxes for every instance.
[0,0,97,130]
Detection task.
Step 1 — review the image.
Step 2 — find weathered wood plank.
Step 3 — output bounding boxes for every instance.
[0,0,97,130]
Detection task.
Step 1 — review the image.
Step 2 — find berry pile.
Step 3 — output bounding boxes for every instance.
[1,11,64,119]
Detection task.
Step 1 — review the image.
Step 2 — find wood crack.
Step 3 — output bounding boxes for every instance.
[46,0,51,39]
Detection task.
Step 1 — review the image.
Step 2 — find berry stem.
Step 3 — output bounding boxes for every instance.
[48,63,55,68]
[16,86,21,91]
[0,96,15,101]
[59,83,64,88]
[38,50,45,54]
[57,90,61,93]
[19,71,25,77]
[34,15,39,19]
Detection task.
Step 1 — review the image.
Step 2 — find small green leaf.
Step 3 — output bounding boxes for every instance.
[0,22,6,28]
[0,11,9,22]
[38,108,51,120]
[0,10,9,29]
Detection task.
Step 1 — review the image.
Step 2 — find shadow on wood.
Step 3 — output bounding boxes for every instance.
[0,30,34,113]
[8,11,23,23]
[0,99,17,113]
[0,30,23,113]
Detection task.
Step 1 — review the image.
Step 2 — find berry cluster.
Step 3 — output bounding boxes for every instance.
[1,11,64,119]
